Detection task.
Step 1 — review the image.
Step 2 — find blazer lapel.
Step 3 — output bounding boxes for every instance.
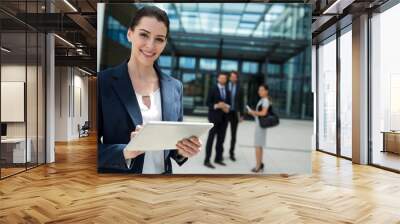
[157,67,174,160]
[159,71,173,122]
[111,63,143,127]
[216,86,222,101]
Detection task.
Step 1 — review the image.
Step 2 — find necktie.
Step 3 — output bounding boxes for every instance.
[231,84,236,110]
[220,87,225,100]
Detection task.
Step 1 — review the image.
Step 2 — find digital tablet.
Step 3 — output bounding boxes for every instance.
[125,121,214,151]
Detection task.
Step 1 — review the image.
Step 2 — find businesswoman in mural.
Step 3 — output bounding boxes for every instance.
[97,6,201,174]
[248,84,271,173]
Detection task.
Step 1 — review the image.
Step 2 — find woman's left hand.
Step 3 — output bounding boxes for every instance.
[176,136,202,158]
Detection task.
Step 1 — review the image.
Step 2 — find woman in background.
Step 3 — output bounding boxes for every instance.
[248,84,270,173]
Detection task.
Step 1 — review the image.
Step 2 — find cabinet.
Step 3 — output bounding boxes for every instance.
[382,132,400,154]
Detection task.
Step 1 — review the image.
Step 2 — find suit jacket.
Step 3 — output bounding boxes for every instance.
[97,62,187,174]
[207,84,231,124]
[228,82,244,116]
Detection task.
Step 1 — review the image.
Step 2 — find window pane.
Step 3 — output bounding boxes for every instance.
[179,57,196,69]
[267,63,280,75]
[159,56,172,68]
[182,73,196,108]
[106,16,130,49]
[340,29,352,158]
[318,36,337,154]
[200,58,217,70]
[221,59,238,71]
[242,61,258,73]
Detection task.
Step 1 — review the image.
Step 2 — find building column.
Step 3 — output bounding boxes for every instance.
[285,61,294,116]
[312,45,317,150]
[263,58,269,82]
[352,14,369,164]
[97,3,105,72]
[46,33,55,163]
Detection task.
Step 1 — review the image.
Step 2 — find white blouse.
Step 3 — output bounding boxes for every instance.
[126,89,165,174]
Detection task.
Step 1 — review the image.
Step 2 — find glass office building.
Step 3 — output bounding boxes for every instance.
[99,3,313,120]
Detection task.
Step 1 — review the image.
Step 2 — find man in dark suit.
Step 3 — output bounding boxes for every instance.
[204,73,231,169]
[227,71,244,161]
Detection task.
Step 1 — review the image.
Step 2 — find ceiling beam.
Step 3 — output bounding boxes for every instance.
[169,31,308,46]
[55,55,96,71]
[86,0,97,12]
[66,13,96,47]
[250,4,272,37]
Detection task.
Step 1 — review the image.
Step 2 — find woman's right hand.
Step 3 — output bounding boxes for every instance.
[123,125,144,159]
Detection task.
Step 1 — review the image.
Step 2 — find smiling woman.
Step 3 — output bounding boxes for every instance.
[127,8,169,66]
[97,6,202,174]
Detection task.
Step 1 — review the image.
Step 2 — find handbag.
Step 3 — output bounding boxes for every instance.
[258,105,279,128]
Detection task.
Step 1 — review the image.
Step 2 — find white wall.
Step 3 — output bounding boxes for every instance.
[71,72,89,138]
[55,67,89,141]
[55,66,68,141]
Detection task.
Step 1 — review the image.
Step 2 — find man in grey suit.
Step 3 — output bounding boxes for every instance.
[227,71,244,161]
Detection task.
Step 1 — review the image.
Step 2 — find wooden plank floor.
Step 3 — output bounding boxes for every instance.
[1,135,400,224]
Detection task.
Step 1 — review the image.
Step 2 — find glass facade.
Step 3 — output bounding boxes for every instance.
[199,58,217,71]
[221,60,238,72]
[316,28,353,158]
[317,35,337,154]
[146,3,310,40]
[339,28,352,158]
[0,1,46,179]
[179,57,196,69]
[371,4,400,171]
[242,61,258,74]
[267,63,281,75]
[158,56,172,68]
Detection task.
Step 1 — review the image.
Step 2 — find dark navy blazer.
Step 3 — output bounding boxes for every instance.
[207,85,231,124]
[97,62,187,174]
